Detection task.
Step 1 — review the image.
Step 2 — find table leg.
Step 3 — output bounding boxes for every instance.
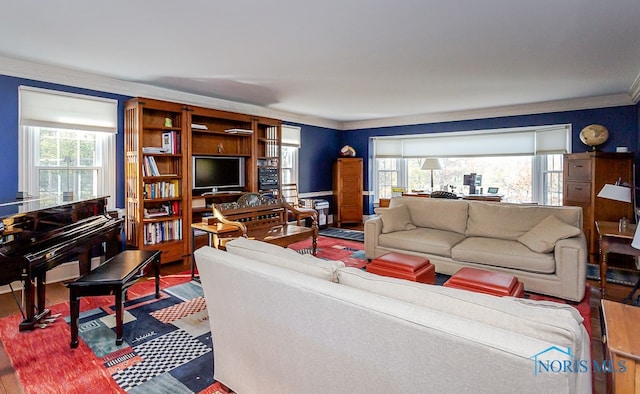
[115,288,124,345]
[154,254,160,298]
[70,289,80,348]
[191,228,197,280]
[600,250,609,297]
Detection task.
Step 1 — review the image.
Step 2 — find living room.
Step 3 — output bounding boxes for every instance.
[1,2,640,393]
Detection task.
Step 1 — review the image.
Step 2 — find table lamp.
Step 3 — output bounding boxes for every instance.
[597,183,631,203]
[597,183,632,231]
[421,158,442,192]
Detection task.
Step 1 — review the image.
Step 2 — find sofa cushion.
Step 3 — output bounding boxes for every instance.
[336,267,584,348]
[390,197,469,235]
[225,238,344,282]
[466,202,582,240]
[374,204,417,233]
[517,215,581,253]
[451,237,556,274]
[378,227,466,257]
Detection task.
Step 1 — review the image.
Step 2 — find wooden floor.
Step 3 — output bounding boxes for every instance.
[0,255,636,394]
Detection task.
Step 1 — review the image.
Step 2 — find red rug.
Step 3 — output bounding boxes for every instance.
[0,273,230,394]
[288,235,367,268]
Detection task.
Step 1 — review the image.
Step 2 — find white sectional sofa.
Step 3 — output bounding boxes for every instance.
[365,197,587,301]
[194,238,591,394]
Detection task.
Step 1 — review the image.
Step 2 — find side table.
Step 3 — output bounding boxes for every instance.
[601,300,640,393]
[595,221,640,297]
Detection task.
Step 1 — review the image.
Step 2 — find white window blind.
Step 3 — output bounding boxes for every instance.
[373,125,571,158]
[19,86,118,133]
[281,125,301,147]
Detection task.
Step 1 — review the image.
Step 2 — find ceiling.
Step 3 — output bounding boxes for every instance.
[1,1,640,129]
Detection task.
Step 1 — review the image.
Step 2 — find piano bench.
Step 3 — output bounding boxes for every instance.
[68,250,161,349]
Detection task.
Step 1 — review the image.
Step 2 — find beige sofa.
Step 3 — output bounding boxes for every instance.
[365,197,587,301]
[194,238,591,394]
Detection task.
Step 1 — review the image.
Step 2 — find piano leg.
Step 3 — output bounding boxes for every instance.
[19,272,51,331]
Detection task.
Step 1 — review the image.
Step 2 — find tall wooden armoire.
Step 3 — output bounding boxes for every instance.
[563,151,634,262]
[333,158,363,226]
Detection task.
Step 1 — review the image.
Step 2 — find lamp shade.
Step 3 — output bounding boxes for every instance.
[421,158,442,171]
[597,184,631,203]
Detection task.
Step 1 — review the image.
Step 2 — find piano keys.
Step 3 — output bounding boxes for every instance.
[0,196,123,331]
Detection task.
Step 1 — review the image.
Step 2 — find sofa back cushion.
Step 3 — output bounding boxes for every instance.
[336,267,585,349]
[466,202,582,240]
[225,238,344,282]
[391,197,469,235]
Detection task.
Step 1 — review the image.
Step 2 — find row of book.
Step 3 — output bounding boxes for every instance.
[143,218,183,245]
[143,181,180,199]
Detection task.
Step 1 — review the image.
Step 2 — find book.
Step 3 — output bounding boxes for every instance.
[191,123,208,130]
[224,128,253,135]
[162,132,174,154]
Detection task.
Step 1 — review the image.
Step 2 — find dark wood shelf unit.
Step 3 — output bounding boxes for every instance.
[126,98,282,265]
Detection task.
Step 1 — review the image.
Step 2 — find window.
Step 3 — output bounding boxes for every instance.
[18,87,117,208]
[372,125,570,205]
[281,125,301,186]
[281,145,298,185]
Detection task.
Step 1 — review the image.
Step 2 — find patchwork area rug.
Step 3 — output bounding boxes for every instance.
[586,263,640,287]
[0,274,229,394]
[318,226,365,242]
[289,235,368,268]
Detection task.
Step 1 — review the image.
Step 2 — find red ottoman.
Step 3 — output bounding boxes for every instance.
[443,267,525,297]
[367,252,435,284]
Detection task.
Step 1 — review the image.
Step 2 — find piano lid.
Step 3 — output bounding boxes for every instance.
[0,195,113,254]
[0,195,111,221]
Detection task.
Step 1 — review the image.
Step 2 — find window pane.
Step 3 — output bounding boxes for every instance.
[407,156,533,202]
[38,168,99,199]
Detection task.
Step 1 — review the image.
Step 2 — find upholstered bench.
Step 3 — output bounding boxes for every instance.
[367,252,435,284]
[68,250,161,348]
[443,267,524,297]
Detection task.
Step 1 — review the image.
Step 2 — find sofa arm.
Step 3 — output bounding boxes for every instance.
[364,217,383,260]
[554,234,588,302]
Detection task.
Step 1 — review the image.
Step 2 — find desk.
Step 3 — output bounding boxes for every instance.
[595,221,640,297]
[601,300,640,393]
[401,192,503,202]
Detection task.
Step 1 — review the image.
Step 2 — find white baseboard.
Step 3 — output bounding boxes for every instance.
[0,257,104,295]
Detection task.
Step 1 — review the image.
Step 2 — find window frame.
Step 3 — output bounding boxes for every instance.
[18,87,117,209]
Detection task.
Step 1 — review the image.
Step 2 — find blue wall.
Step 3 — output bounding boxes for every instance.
[341,105,639,214]
[0,74,131,206]
[2,73,639,217]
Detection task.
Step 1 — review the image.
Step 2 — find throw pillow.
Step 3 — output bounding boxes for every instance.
[374,204,417,234]
[517,215,581,253]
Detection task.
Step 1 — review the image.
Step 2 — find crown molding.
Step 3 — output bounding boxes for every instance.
[1,56,636,133]
[341,93,636,130]
[0,56,341,130]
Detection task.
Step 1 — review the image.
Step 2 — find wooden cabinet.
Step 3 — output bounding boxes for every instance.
[333,158,363,226]
[124,98,189,264]
[125,98,282,264]
[601,300,640,393]
[253,117,281,193]
[563,152,634,261]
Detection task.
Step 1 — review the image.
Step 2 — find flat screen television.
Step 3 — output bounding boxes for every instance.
[192,156,245,191]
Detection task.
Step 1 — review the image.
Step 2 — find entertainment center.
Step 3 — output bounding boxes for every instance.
[124,97,282,264]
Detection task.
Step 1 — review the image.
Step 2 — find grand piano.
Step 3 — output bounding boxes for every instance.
[0,196,122,331]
